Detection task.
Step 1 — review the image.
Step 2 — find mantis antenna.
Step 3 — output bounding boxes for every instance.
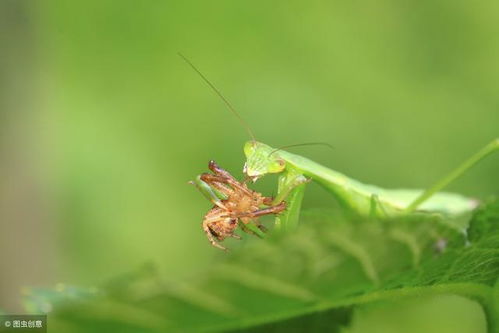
[178,53,257,142]
[269,142,334,156]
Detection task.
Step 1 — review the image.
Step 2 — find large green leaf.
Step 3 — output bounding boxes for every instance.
[24,199,499,332]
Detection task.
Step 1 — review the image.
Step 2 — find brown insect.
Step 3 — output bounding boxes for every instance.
[190,160,286,251]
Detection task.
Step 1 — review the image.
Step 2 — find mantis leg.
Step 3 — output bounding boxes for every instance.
[273,167,309,232]
[406,139,499,212]
[273,172,310,205]
[369,194,388,219]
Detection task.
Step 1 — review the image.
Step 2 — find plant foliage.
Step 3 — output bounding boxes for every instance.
[24,199,499,332]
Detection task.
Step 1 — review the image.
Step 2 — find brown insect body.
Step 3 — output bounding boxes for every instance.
[199,160,286,251]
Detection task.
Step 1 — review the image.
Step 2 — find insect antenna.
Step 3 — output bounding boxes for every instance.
[269,142,334,156]
[178,53,256,142]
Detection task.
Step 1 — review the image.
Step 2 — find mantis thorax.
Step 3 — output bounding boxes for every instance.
[243,141,286,179]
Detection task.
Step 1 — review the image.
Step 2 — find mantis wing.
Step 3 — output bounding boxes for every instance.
[378,188,477,221]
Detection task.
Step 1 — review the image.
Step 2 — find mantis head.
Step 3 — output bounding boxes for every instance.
[243,141,286,181]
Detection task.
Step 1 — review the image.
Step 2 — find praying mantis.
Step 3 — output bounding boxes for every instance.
[181,54,499,248]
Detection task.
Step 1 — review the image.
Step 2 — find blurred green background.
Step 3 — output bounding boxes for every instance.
[1,0,498,331]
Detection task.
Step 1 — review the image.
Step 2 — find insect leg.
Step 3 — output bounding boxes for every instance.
[204,163,253,195]
[262,196,275,206]
[239,221,265,238]
[272,167,309,232]
[235,201,287,218]
[273,173,309,205]
[199,174,235,198]
[235,203,286,235]
[369,194,388,219]
[240,216,268,233]
[189,175,227,209]
[202,220,227,251]
[208,160,237,180]
[256,224,268,232]
[406,138,499,212]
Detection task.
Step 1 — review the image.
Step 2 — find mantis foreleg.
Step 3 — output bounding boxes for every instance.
[273,167,309,232]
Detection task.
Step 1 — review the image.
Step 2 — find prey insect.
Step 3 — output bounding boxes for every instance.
[190,160,286,251]
[181,53,499,240]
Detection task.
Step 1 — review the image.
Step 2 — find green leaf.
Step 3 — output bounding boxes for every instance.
[24,199,499,332]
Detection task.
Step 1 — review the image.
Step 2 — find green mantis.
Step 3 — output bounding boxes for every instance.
[181,54,499,243]
[243,139,498,231]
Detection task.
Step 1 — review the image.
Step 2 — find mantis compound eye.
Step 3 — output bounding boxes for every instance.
[243,141,257,157]
[268,159,286,173]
